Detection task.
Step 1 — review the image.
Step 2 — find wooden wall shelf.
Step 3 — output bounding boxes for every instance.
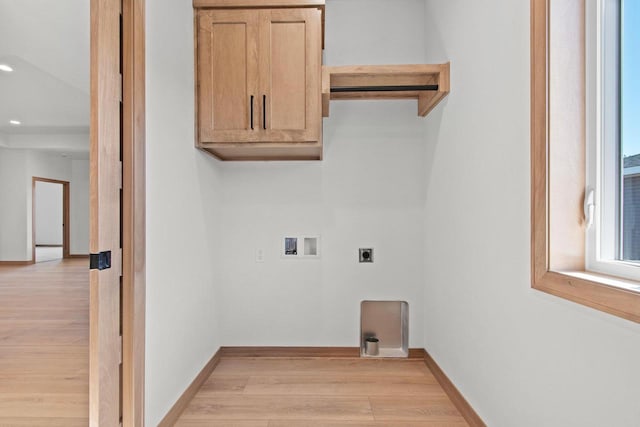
[322,63,450,117]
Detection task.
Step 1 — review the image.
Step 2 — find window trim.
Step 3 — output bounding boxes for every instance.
[531,0,640,323]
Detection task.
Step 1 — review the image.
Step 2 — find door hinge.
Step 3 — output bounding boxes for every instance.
[89,251,112,271]
[118,161,123,190]
[119,335,123,364]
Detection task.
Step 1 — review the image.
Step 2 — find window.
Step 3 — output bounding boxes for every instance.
[531,0,640,323]
[586,0,640,281]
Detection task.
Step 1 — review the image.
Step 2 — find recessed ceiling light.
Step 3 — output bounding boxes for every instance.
[9,120,21,125]
[0,64,13,72]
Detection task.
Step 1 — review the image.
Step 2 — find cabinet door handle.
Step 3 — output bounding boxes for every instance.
[263,95,267,130]
[250,95,254,130]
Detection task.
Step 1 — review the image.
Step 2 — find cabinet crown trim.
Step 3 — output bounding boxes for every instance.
[193,0,324,9]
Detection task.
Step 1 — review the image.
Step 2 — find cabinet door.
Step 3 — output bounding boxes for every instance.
[258,8,322,142]
[197,10,260,143]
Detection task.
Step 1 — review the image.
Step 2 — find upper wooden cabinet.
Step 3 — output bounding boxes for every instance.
[194,2,324,161]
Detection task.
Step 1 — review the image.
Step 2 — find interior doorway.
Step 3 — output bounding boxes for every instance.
[0,0,144,424]
[32,177,70,263]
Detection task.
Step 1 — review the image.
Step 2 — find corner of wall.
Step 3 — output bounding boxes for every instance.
[144,0,224,423]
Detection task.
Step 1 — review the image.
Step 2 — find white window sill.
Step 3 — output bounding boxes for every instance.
[561,270,640,294]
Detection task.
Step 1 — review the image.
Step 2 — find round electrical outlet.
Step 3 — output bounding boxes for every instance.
[359,248,373,263]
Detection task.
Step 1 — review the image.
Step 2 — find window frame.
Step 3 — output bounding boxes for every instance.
[531,0,640,323]
[585,0,640,280]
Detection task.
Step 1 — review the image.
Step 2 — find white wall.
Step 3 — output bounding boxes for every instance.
[70,158,89,254]
[0,147,29,260]
[216,0,428,347]
[35,180,63,246]
[0,148,89,260]
[422,1,640,426]
[145,0,223,424]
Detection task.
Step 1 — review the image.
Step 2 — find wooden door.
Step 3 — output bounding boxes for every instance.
[258,8,322,142]
[90,0,123,425]
[197,10,260,143]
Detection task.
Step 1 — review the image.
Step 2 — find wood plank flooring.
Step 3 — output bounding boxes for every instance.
[176,358,469,426]
[0,258,470,426]
[0,259,89,426]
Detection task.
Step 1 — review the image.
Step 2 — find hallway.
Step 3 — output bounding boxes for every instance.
[0,258,88,426]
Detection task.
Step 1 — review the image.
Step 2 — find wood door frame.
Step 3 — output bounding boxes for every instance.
[91,0,145,425]
[31,177,70,263]
[122,0,146,424]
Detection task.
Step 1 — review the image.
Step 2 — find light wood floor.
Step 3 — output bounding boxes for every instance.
[176,357,469,426]
[0,259,89,426]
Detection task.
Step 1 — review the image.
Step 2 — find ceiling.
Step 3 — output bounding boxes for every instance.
[0,0,90,152]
